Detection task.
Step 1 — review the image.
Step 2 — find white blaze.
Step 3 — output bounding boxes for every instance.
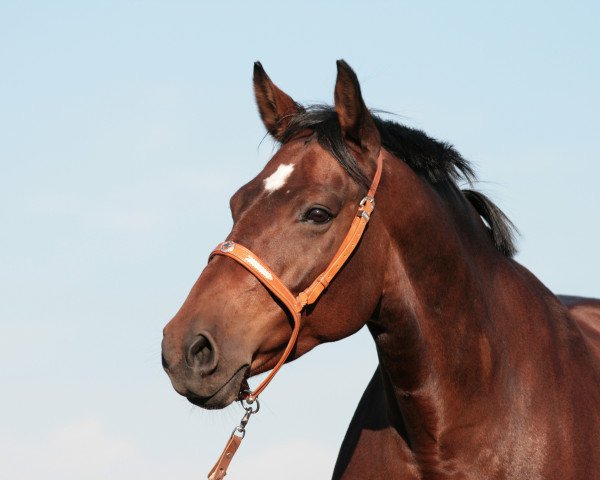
[264,164,295,193]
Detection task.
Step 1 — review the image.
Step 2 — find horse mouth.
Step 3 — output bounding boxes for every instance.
[185,365,250,409]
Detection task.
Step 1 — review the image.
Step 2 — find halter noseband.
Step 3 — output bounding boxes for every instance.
[207,151,383,479]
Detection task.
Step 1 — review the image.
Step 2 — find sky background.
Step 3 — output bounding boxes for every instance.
[1,1,598,479]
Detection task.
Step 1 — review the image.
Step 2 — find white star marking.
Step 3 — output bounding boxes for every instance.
[264,164,295,193]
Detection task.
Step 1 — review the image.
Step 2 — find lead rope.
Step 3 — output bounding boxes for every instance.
[207,396,260,480]
[206,151,383,478]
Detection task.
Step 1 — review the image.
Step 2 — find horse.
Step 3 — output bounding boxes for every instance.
[161,60,600,479]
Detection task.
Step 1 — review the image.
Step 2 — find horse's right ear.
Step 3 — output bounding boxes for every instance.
[253,62,303,141]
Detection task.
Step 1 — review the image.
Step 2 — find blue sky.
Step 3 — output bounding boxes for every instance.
[1,1,598,478]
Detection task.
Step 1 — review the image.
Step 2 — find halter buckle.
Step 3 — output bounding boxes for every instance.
[359,195,375,208]
[358,195,375,221]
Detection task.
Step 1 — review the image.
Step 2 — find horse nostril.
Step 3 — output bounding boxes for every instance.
[186,332,218,375]
[161,352,169,371]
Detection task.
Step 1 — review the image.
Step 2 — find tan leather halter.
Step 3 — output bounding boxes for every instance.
[207,151,383,479]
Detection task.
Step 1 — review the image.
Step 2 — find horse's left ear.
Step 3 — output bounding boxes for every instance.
[253,61,304,141]
[334,60,380,158]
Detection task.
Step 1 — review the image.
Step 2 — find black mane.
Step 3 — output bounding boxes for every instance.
[281,105,517,257]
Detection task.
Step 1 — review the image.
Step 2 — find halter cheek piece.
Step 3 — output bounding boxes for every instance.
[206,151,383,480]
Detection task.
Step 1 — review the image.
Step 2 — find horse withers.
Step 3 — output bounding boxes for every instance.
[161,61,600,479]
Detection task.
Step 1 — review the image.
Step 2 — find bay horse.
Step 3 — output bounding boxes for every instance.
[161,60,600,479]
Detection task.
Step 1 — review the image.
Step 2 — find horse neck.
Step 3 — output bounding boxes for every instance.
[370,157,592,453]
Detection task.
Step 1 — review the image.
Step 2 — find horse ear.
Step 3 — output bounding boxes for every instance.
[253,62,303,141]
[334,60,380,157]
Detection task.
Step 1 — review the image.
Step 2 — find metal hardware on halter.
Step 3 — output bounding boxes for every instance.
[359,195,375,208]
[358,195,375,221]
[220,241,236,253]
[241,395,260,413]
[231,396,261,439]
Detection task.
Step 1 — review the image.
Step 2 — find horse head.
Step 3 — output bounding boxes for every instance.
[162,61,388,409]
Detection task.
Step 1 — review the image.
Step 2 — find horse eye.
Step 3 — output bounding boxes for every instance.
[304,207,332,224]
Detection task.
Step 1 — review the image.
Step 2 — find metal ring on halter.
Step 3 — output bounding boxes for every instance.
[241,397,260,414]
[240,389,260,411]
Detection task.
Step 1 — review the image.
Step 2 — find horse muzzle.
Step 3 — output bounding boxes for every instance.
[161,328,250,409]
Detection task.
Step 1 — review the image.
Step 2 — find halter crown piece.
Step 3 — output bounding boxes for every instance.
[206,151,384,479]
